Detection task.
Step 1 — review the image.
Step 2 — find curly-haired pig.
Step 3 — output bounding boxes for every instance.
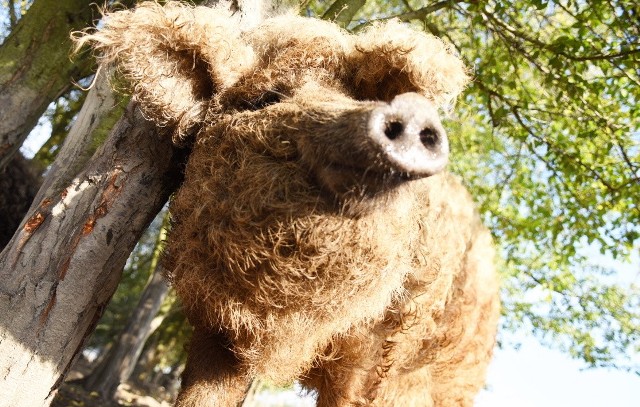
[81,2,500,406]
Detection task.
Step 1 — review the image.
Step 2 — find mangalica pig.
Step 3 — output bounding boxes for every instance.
[81,2,499,406]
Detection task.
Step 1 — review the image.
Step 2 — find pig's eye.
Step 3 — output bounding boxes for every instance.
[252,90,283,109]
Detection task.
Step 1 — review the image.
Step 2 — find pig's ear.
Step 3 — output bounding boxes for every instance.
[75,2,255,143]
[349,20,469,111]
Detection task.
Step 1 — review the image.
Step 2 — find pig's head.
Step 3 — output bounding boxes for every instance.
[80,2,476,346]
[83,2,469,212]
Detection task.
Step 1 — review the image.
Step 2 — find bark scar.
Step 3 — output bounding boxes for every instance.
[11,199,53,267]
[38,169,126,328]
[81,170,122,236]
[38,292,57,328]
[59,169,124,281]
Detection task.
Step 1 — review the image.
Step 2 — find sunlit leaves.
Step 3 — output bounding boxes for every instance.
[308,0,640,370]
[32,89,87,166]
[452,0,640,370]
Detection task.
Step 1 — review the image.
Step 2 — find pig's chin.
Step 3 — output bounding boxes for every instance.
[314,162,425,211]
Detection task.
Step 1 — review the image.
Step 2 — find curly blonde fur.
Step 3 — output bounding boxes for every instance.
[79,2,498,406]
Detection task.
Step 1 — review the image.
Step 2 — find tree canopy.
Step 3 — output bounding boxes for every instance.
[306,0,640,371]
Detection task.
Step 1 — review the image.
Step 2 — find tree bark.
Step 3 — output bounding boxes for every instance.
[28,69,125,213]
[130,300,189,393]
[0,1,289,406]
[0,104,184,407]
[0,0,98,170]
[84,228,171,399]
[322,0,367,27]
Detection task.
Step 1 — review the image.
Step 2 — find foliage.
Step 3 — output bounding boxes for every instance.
[0,0,32,38]
[307,0,640,371]
[31,88,88,166]
[138,296,191,372]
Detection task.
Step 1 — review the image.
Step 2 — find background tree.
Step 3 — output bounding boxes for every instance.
[0,0,638,405]
[82,213,171,400]
[0,0,102,169]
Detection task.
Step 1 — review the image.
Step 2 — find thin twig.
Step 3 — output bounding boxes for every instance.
[351,0,465,31]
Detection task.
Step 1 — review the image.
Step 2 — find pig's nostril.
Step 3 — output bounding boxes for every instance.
[368,94,448,177]
[419,128,439,149]
[384,121,404,140]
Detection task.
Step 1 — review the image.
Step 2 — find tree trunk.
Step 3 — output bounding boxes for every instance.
[0,152,41,250]
[0,0,98,170]
[84,227,171,399]
[0,104,184,407]
[28,69,125,213]
[130,299,190,392]
[0,1,292,406]
[131,333,162,388]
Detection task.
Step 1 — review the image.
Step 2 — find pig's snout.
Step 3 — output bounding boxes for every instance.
[368,93,448,177]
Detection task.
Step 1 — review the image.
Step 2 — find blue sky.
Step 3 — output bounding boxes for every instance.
[252,334,640,407]
[479,247,639,407]
[478,334,639,407]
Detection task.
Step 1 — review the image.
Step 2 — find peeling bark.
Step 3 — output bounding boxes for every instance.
[0,104,184,407]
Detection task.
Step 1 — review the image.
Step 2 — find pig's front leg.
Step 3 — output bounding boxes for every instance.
[175,328,250,407]
[300,332,386,407]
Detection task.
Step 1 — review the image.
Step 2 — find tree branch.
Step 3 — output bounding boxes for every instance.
[0,104,185,406]
[7,0,18,29]
[481,7,640,63]
[352,0,466,31]
[28,69,125,212]
[322,0,366,28]
[0,0,98,170]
